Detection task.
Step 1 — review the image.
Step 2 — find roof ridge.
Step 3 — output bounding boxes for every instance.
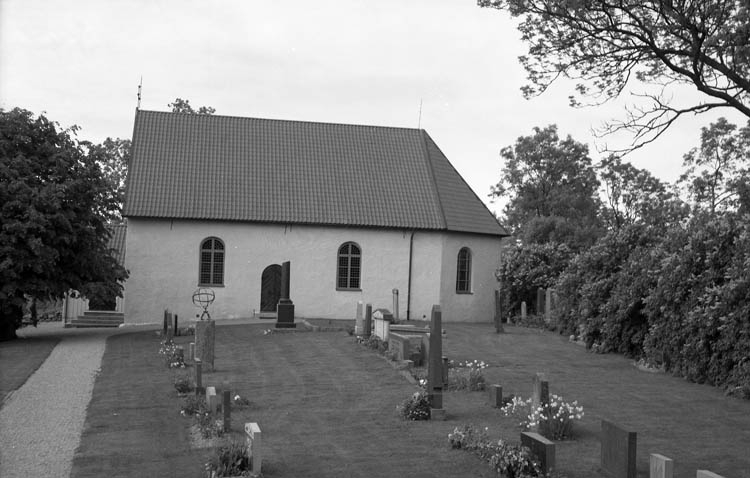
[418,130,448,230]
[136,109,423,133]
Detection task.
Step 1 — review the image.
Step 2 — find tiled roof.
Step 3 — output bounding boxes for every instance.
[106,223,126,265]
[123,110,507,236]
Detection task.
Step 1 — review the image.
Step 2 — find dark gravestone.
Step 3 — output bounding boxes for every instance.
[521,432,555,476]
[163,309,169,337]
[532,373,550,437]
[601,420,637,478]
[223,388,231,432]
[173,313,179,336]
[536,287,545,316]
[489,384,503,408]
[276,261,296,328]
[363,304,373,338]
[427,305,444,416]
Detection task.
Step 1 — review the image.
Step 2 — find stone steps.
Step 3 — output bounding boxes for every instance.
[66,311,124,328]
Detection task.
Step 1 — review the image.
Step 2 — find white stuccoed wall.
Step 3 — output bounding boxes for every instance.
[123,218,502,324]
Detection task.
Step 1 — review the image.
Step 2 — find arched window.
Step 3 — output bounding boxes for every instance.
[337,242,361,290]
[199,237,225,286]
[456,247,471,293]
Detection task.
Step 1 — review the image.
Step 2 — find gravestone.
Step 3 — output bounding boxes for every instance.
[205,386,218,414]
[163,309,169,337]
[245,422,262,475]
[532,373,550,436]
[649,454,673,478]
[355,301,364,335]
[537,287,545,316]
[521,432,555,476]
[195,320,215,371]
[276,261,296,329]
[521,301,527,321]
[545,288,552,324]
[195,359,203,393]
[696,472,726,478]
[389,333,424,365]
[173,313,179,336]
[189,342,195,362]
[427,305,445,419]
[601,419,637,478]
[223,388,231,432]
[392,289,399,320]
[363,304,373,338]
[373,309,393,341]
[489,384,503,408]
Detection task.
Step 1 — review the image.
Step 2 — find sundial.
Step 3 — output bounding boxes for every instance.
[192,288,215,320]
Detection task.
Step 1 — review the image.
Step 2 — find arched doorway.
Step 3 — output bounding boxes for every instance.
[260,264,282,312]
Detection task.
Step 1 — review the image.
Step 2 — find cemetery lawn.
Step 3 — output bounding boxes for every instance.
[0,336,60,405]
[70,323,750,478]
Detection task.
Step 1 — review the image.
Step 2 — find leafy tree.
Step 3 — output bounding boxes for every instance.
[168,98,216,115]
[491,124,601,247]
[478,0,750,149]
[0,108,128,340]
[86,137,130,220]
[598,155,686,230]
[679,117,750,213]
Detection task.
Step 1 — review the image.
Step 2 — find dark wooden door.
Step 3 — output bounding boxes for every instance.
[260,264,282,312]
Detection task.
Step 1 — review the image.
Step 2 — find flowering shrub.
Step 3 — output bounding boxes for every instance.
[447,360,488,391]
[158,339,186,368]
[397,390,431,420]
[174,372,192,394]
[205,440,251,477]
[196,410,225,439]
[448,425,541,478]
[357,335,389,354]
[180,394,207,417]
[500,394,584,440]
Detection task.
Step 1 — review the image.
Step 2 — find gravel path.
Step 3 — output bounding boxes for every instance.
[0,332,107,478]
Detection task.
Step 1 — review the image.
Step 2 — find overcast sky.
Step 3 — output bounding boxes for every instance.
[1,0,746,215]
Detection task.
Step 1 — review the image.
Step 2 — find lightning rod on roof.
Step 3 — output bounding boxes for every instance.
[418,98,423,129]
[137,76,142,110]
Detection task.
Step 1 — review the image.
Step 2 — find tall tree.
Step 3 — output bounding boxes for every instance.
[86,137,130,221]
[679,117,750,213]
[0,108,128,340]
[598,155,686,230]
[168,98,216,115]
[478,1,750,149]
[491,124,601,246]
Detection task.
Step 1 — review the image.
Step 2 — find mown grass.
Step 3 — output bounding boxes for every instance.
[0,336,60,405]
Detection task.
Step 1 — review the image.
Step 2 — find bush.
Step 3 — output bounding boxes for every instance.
[448,425,541,478]
[501,394,584,440]
[174,372,192,394]
[205,440,251,477]
[180,394,207,417]
[398,390,431,420]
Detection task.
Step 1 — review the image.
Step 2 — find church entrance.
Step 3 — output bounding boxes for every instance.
[260,264,282,312]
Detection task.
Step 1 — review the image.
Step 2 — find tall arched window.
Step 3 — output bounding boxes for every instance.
[337,242,361,290]
[199,237,225,286]
[456,247,471,293]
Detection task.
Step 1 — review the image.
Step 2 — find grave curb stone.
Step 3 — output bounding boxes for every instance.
[601,419,637,478]
[520,431,555,476]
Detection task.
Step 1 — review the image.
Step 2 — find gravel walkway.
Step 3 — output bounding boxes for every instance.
[0,329,108,478]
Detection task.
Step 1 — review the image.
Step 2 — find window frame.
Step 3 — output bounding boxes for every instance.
[336,242,362,291]
[456,246,472,294]
[198,237,225,287]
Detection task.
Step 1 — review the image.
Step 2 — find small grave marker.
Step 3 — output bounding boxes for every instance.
[275,260,296,329]
[521,301,527,321]
[195,359,202,393]
[532,373,550,437]
[355,301,364,335]
[245,422,262,475]
[601,419,637,478]
[189,342,195,362]
[173,313,179,336]
[545,288,552,324]
[392,288,399,320]
[489,384,503,408]
[195,320,215,371]
[521,432,555,476]
[364,303,373,338]
[649,454,673,478]
[427,305,445,419]
[223,389,231,432]
[536,287,545,315]
[205,386,218,414]
[162,309,169,337]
